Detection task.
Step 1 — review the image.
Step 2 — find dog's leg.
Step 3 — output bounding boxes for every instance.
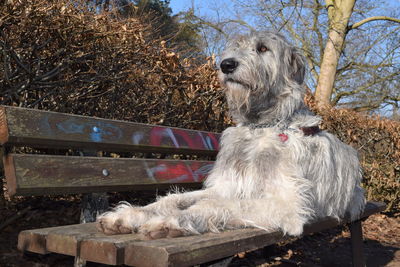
[97,189,212,235]
[237,196,312,236]
[139,198,238,239]
[139,188,313,239]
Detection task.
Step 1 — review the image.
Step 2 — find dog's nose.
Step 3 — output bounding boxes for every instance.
[220,58,239,74]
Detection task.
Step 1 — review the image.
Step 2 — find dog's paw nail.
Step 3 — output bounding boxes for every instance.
[96,222,104,232]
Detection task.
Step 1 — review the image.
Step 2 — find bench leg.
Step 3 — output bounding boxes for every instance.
[75,192,109,266]
[80,192,109,223]
[349,219,365,267]
[74,255,86,267]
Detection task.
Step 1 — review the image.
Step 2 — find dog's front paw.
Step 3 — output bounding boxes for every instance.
[139,217,186,240]
[97,215,133,235]
[96,202,149,235]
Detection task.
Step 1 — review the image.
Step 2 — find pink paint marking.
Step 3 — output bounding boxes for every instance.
[151,161,214,183]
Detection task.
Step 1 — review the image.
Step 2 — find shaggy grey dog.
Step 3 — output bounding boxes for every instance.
[97,31,366,238]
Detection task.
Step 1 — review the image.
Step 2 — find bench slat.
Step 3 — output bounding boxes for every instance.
[0,106,220,155]
[17,202,386,266]
[125,228,283,267]
[4,154,213,196]
[47,223,99,256]
[81,232,143,265]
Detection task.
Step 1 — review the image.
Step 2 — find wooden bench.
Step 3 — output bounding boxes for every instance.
[0,105,386,267]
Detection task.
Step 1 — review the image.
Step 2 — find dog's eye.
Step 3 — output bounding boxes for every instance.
[257,45,269,53]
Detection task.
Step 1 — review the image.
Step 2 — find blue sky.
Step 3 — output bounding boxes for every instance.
[169,0,191,13]
[170,0,230,15]
[170,0,400,15]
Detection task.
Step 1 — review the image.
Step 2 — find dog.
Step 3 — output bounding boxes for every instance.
[97,31,366,239]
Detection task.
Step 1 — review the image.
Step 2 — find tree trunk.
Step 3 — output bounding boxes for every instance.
[315,0,356,107]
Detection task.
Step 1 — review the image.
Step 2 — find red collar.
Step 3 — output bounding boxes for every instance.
[278,133,289,142]
[300,126,321,136]
[279,126,321,142]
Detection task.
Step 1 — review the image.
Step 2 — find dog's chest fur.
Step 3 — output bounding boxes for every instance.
[206,126,304,199]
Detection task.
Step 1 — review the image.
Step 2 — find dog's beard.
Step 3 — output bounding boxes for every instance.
[225,83,251,112]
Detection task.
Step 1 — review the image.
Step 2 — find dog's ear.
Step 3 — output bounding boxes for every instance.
[286,47,306,84]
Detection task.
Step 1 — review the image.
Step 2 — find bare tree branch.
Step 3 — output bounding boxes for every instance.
[348,16,400,31]
[332,71,400,105]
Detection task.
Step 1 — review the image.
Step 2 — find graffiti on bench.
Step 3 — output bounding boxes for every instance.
[144,160,214,183]
[49,116,220,151]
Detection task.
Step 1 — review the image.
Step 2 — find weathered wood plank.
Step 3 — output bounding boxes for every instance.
[125,229,283,267]
[0,107,9,145]
[80,233,142,265]
[46,223,99,256]
[123,201,386,266]
[4,154,213,196]
[356,201,387,217]
[17,223,96,255]
[18,223,98,256]
[0,105,220,155]
[18,227,50,254]
[17,202,385,266]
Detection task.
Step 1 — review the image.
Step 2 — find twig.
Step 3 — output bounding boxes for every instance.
[0,206,32,231]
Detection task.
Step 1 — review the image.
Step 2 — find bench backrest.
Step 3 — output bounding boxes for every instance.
[0,106,221,196]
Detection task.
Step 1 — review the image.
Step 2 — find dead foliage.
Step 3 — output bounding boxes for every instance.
[0,0,226,132]
[0,0,398,213]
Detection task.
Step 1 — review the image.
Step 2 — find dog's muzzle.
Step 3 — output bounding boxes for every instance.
[220,58,239,74]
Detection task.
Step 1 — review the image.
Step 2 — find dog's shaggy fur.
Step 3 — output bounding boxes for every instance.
[97,31,366,238]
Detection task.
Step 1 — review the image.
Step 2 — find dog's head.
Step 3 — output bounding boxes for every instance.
[218,31,306,124]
